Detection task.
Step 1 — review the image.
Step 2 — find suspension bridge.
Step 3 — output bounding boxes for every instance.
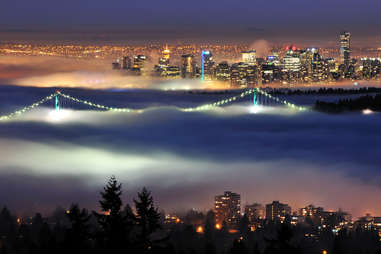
[0,88,308,121]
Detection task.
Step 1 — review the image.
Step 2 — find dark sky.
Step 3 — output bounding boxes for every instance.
[1,0,381,43]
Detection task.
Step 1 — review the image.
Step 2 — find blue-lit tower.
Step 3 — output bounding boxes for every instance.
[201,50,213,81]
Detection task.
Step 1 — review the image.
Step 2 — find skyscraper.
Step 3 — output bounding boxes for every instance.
[181,54,195,78]
[214,191,241,228]
[159,45,171,66]
[132,55,147,74]
[122,56,131,70]
[265,201,291,221]
[241,50,257,65]
[340,31,351,67]
[282,50,301,72]
[201,50,214,81]
[215,62,230,81]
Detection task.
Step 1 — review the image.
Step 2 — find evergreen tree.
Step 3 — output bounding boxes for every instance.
[0,207,17,241]
[93,176,130,251]
[239,214,250,237]
[230,239,249,254]
[65,204,91,252]
[204,210,216,241]
[134,187,161,252]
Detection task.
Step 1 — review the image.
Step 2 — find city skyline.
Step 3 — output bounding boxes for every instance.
[0,2,381,253]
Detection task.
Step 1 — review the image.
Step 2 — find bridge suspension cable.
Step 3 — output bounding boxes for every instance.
[255,88,307,111]
[0,93,56,121]
[0,88,308,121]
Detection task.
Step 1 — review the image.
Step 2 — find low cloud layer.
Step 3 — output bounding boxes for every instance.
[0,86,381,218]
[0,55,232,90]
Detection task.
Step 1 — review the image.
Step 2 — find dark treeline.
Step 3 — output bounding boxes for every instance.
[315,94,381,113]
[187,87,381,96]
[0,176,380,254]
[271,87,381,96]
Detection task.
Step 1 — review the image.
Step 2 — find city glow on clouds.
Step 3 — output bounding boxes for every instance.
[2,55,381,90]
[0,105,381,217]
[0,56,228,90]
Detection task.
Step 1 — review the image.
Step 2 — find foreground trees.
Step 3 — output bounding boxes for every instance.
[0,176,380,254]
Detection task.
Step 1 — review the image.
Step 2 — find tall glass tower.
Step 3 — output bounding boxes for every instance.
[201,50,213,81]
[340,31,351,67]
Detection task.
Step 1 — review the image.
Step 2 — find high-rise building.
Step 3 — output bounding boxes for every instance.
[242,50,257,65]
[245,203,264,223]
[159,45,171,66]
[298,204,324,218]
[354,214,381,232]
[230,62,249,87]
[265,201,291,221]
[282,50,301,72]
[361,57,381,80]
[181,54,196,78]
[214,191,241,227]
[311,50,324,82]
[215,62,230,81]
[267,55,280,66]
[132,55,147,74]
[122,56,131,70]
[201,50,214,81]
[340,31,351,67]
[160,65,181,79]
[246,65,258,87]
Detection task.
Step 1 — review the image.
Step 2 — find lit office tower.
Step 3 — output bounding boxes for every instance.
[214,191,241,228]
[122,56,131,70]
[181,54,195,78]
[340,31,351,67]
[159,45,171,66]
[242,50,257,65]
[311,50,324,82]
[265,201,291,221]
[282,50,301,73]
[215,61,230,81]
[132,55,147,74]
[201,50,214,81]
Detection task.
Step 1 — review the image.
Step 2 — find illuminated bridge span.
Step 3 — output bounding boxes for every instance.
[0,88,308,121]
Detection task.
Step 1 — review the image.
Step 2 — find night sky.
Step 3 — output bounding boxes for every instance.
[1,0,381,43]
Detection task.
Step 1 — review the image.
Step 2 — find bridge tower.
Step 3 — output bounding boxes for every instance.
[55,91,60,111]
[253,89,258,106]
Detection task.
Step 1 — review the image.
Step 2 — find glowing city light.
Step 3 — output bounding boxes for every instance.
[362,109,373,115]
[196,226,204,233]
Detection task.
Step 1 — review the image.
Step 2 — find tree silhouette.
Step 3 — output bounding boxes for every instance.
[239,214,250,237]
[65,204,91,252]
[230,239,249,254]
[134,187,161,252]
[93,176,130,251]
[204,210,216,241]
[0,207,16,242]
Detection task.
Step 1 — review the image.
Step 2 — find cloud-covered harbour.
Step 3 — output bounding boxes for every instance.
[0,86,381,218]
